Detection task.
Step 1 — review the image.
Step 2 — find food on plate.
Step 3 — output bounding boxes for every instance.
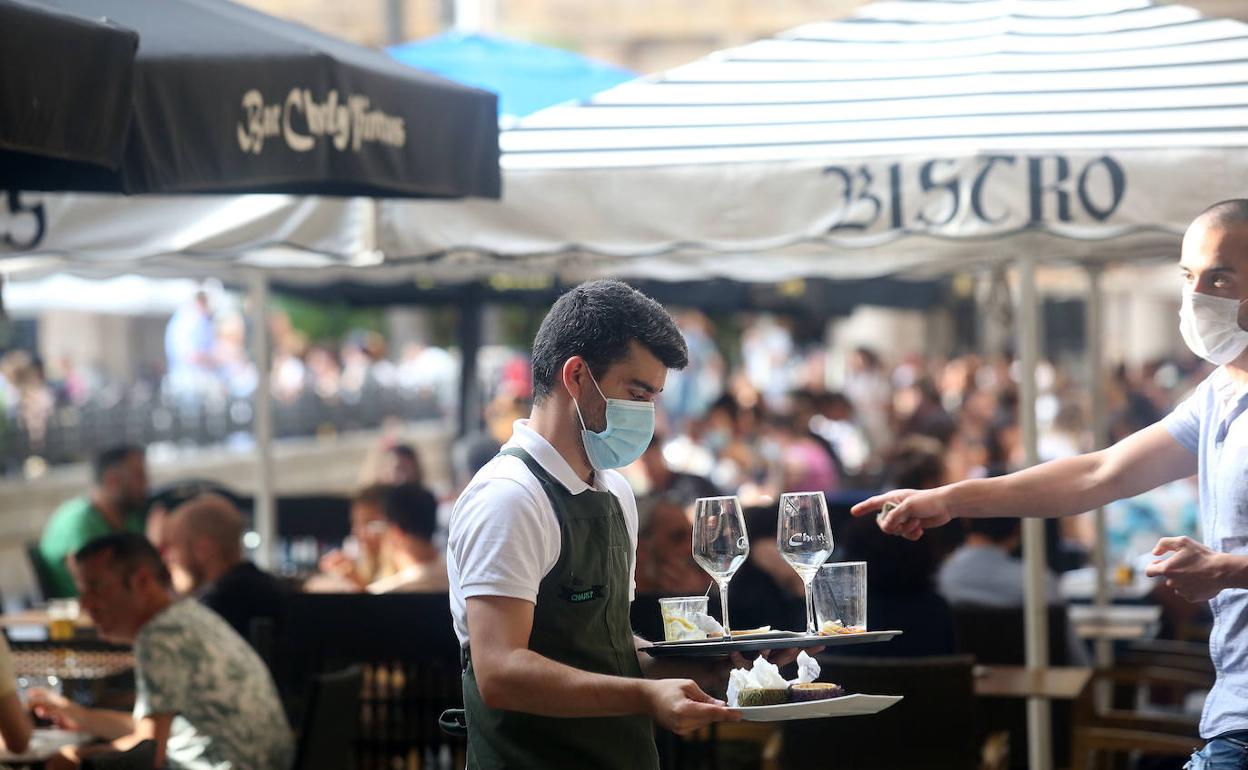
[788,682,845,702]
[819,619,866,636]
[729,626,772,637]
[737,688,789,707]
[728,651,844,707]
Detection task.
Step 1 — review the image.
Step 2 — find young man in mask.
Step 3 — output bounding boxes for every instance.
[447,280,741,769]
[854,199,1248,769]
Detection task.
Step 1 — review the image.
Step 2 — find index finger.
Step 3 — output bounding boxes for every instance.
[851,494,893,518]
[1152,536,1188,556]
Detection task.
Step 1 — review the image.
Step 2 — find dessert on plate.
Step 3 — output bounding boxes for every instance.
[727,652,845,707]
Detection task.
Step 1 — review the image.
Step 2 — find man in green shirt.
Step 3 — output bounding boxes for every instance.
[39,445,149,598]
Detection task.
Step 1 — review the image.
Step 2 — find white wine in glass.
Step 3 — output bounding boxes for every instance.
[777,491,834,635]
[692,496,749,637]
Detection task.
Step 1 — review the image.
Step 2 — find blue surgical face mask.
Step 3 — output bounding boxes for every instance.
[572,375,656,471]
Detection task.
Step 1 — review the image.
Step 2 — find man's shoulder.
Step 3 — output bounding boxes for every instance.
[457,455,545,509]
[46,496,96,525]
[41,497,102,546]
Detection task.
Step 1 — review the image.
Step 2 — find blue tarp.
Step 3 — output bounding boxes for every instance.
[387,31,634,120]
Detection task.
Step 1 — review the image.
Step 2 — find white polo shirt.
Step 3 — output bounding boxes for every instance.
[447,420,640,647]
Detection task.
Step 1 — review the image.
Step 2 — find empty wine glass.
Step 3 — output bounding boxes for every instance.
[777,491,834,635]
[692,496,749,637]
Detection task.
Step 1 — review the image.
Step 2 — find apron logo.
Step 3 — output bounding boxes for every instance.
[560,585,606,603]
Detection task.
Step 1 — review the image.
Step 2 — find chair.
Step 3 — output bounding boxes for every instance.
[951,604,1077,666]
[781,654,980,770]
[1071,665,1210,770]
[294,665,364,770]
[271,593,464,769]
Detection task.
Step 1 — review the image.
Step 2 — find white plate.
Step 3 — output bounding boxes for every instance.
[736,694,903,722]
[0,729,91,761]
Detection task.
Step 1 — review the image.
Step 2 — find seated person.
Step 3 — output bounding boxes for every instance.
[0,634,33,754]
[634,496,707,596]
[162,494,286,644]
[377,443,423,486]
[728,504,805,633]
[29,533,293,770]
[40,445,148,598]
[367,485,448,594]
[315,484,394,590]
[937,517,1062,608]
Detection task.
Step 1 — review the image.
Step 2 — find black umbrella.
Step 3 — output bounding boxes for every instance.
[0,0,138,173]
[2,0,500,199]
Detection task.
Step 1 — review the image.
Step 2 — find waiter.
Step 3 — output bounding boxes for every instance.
[448,280,739,769]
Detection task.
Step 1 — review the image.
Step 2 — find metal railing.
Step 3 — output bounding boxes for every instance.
[1,383,445,476]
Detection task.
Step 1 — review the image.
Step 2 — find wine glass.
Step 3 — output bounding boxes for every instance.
[692,496,749,638]
[777,491,834,635]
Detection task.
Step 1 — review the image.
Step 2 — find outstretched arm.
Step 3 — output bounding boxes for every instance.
[852,422,1196,539]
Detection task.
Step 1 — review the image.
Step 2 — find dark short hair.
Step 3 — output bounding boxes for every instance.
[387,444,418,463]
[93,445,142,484]
[965,517,1021,543]
[74,532,171,588]
[530,280,688,403]
[884,436,946,490]
[383,484,438,541]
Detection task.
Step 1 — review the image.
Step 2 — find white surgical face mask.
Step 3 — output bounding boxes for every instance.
[1179,286,1248,366]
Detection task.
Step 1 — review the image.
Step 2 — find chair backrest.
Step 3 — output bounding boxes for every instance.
[782,654,978,770]
[294,665,364,770]
[25,541,55,603]
[272,593,463,767]
[951,603,1074,665]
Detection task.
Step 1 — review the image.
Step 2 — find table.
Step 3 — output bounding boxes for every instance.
[1069,605,1162,642]
[973,665,1093,700]
[12,648,134,681]
[1060,567,1157,602]
[0,609,94,633]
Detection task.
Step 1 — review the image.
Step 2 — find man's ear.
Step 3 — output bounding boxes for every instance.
[560,356,588,400]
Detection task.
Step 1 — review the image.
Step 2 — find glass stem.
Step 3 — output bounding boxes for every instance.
[804,575,817,636]
[718,579,731,637]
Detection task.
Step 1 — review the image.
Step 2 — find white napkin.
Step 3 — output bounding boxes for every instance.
[690,612,725,637]
[726,655,790,707]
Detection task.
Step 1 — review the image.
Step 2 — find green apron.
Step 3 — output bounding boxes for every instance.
[462,448,659,770]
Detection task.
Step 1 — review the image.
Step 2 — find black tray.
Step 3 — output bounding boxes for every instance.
[641,630,903,659]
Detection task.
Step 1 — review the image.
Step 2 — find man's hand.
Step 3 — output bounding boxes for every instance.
[851,488,952,541]
[643,679,739,736]
[25,689,82,731]
[319,550,361,583]
[1146,537,1234,603]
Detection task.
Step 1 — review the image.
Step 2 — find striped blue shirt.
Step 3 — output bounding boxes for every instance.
[1163,368,1248,739]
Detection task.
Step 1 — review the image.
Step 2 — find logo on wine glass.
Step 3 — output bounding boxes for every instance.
[787,532,828,548]
[737,536,749,550]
